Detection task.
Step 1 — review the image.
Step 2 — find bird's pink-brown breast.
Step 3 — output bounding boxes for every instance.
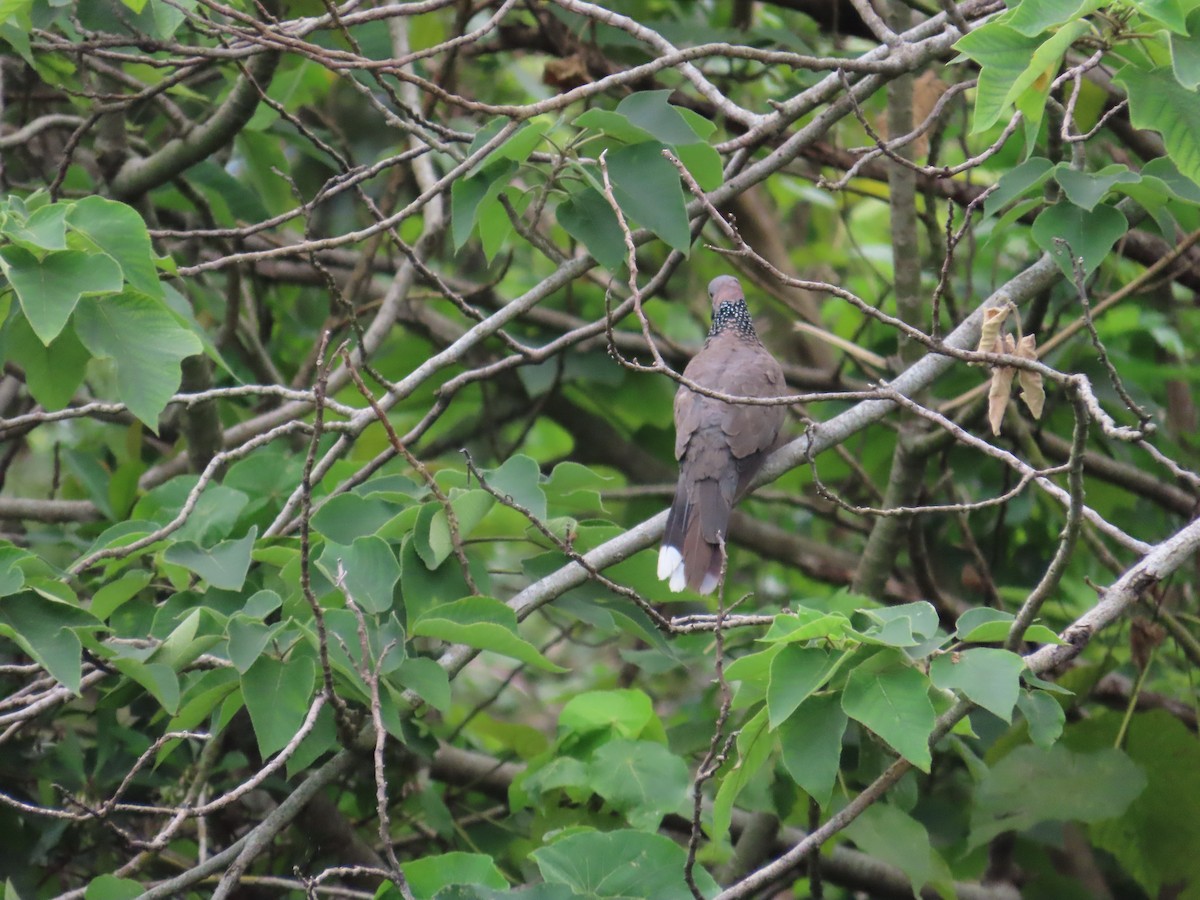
[674,337,786,463]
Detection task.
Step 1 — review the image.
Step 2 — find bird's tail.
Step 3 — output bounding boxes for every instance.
[657,477,728,594]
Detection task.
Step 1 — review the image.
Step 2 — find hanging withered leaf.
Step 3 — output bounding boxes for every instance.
[976,306,1009,359]
[1130,616,1166,673]
[1014,334,1044,419]
[987,333,1016,436]
[543,54,591,91]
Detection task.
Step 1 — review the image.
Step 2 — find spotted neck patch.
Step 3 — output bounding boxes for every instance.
[710,299,757,339]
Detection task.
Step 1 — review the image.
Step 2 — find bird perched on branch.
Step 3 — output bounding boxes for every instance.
[658,275,788,594]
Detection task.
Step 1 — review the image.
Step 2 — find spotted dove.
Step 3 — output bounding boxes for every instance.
[657,275,788,594]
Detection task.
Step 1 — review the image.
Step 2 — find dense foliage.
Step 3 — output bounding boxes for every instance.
[1,0,1199,897]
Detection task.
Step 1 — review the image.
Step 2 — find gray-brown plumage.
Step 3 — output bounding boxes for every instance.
[658,275,787,594]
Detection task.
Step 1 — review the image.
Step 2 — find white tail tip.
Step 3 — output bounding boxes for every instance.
[668,563,687,592]
[657,545,683,580]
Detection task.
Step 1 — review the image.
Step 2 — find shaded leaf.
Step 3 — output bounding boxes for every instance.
[0,246,123,344]
[317,535,401,614]
[845,803,954,898]
[1017,689,1065,747]
[588,739,690,829]
[969,743,1146,846]
[412,596,565,672]
[779,694,848,807]
[1054,163,1141,211]
[606,142,691,254]
[401,852,507,899]
[0,592,101,693]
[1088,711,1200,898]
[842,650,935,771]
[241,652,316,758]
[163,527,257,591]
[930,648,1025,722]
[767,646,832,727]
[73,291,203,429]
[66,196,162,299]
[1116,65,1200,189]
[558,185,627,271]
[533,829,719,899]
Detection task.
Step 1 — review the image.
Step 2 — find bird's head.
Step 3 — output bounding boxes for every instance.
[707,275,743,315]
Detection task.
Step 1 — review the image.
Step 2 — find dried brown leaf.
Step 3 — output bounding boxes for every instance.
[1015,334,1045,419]
[977,306,1009,356]
[543,54,590,91]
[1130,617,1166,672]
[988,365,1016,436]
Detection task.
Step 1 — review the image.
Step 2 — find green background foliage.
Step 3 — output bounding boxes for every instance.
[0,0,1199,897]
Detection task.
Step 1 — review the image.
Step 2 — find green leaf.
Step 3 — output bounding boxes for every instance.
[969,743,1146,847]
[477,120,548,170]
[84,874,144,900]
[227,614,278,673]
[241,652,317,758]
[185,159,270,226]
[399,536,479,623]
[1143,156,1200,203]
[425,491,494,569]
[760,606,853,643]
[955,607,1063,644]
[72,291,203,429]
[1017,689,1066,746]
[930,648,1025,722]
[316,535,401,614]
[544,460,609,511]
[674,141,724,191]
[312,493,400,544]
[1032,200,1128,279]
[615,91,706,146]
[1117,65,1200,187]
[983,156,1053,218]
[412,596,566,672]
[1053,164,1141,211]
[1088,711,1200,898]
[557,185,627,271]
[558,688,663,741]
[0,246,123,344]
[767,646,832,727]
[395,656,451,713]
[712,706,772,841]
[955,24,1042,132]
[532,829,719,899]
[243,589,282,619]
[163,527,257,591]
[0,592,100,693]
[486,454,547,521]
[152,608,218,671]
[0,547,27,597]
[606,142,692,254]
[2,202,67,250]
[842,649,936,771]
[574,108,656,144]
[1133,0,1199,33]
[588,739,690,829]
[856,600,939,647]
[401,852,507,898]
[779,694,848,807]
[845,803,954,897]
[66,196,162,299]
[1,312,88,410]
[451,160,517,250]
[111,658,180,714]
[478,186,524,263]
[1006,0,1104,36]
